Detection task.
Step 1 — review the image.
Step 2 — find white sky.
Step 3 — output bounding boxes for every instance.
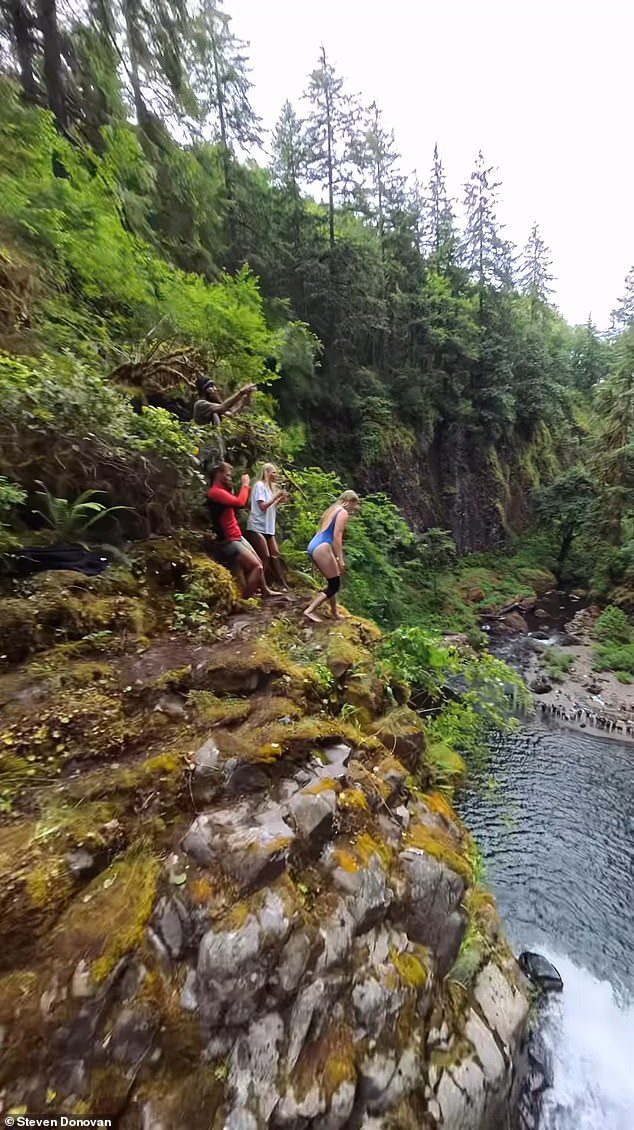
[229,0,633,329]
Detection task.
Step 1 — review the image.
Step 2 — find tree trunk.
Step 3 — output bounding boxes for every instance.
[36,0,67,128]
[122,0,147,125]
[8,0,38,102]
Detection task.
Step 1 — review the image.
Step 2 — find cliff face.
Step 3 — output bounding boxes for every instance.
[0,535,529,1128]
[366,421,562,553]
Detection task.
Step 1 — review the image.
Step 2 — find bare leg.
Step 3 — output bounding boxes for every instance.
[266,536,288,590]
[304,544,339,623]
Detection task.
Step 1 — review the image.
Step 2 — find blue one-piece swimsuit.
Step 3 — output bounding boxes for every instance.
[307,508,343,558]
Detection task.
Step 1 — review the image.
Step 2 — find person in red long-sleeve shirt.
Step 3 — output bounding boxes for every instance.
[207,463,282,598]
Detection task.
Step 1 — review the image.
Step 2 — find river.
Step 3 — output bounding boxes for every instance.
[458,722,634,1130]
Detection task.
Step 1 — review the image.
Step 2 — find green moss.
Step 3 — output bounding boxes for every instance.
[369,706,426,774]
[51,848,159,982]
[188,690,251,725]
[406,822,472,883]
[390,948,429,988]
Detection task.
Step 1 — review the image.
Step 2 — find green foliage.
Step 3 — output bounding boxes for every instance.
[173,580,213,631]
[417,528,457,595]
[0,352,203,536]
[594,605,631,643]
[594,643,634,676]
[32,486,130,544]
[542,649,575,682]
[376,627,455,700]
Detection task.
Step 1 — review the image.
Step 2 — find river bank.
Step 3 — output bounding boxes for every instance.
[487,598,634,744]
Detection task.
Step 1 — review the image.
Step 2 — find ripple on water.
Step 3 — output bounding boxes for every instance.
[458,723,634,995]
[457,722,634,1130]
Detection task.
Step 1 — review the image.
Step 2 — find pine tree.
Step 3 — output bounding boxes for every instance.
[91,0,195,128]
[0,0,38,102]
[570,316,608,391]
[271,99,304,198]
[462,151,514,294]
[350,101,404,238]
[303,44,358,251]
[187,0,260,153]
[423,143,456,263]
[519,222,555,319]
[611,265,634,333]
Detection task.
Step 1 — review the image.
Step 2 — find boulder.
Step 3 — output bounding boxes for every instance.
[196,890,291,1028]
[530,676,552,694]
[288,791,334,843]
[369,707,426,773]
[499,611,529,633]
[227,1011,285,1124]
[182,799,294,888]
[474,961,530,1049]
[393,849,467,975]
[518,951,563,993]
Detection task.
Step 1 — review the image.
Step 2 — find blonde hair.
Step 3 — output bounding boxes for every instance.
[257,462,278,486]
[336,490,359,506]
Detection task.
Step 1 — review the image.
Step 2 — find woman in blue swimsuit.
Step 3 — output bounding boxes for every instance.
[304,490,360,623]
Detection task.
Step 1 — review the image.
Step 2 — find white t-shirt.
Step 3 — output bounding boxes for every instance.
[248,482,275,535]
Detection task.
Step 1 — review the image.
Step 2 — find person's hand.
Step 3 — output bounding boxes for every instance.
[241,473,250,488]
[276,490,290,503]
[242,383,257,394]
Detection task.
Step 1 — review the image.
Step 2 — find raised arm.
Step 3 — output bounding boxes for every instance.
[207,482,250,508]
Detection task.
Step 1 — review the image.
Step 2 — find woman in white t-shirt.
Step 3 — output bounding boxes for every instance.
[246,463,289,589]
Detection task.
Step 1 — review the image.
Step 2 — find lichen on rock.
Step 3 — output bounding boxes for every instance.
[0,546,529,1128]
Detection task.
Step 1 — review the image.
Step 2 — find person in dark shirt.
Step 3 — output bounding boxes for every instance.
[207,462,282,598]
[193,378,257,426]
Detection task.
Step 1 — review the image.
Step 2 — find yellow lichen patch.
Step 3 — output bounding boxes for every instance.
[422,790,461,823]
[337,788,369,812]
[303,777,340,796]
[390,948,429,988]
[50,848,159,982]
[406,823,472,883]
[332,848,359,873]
[355,831,393,871]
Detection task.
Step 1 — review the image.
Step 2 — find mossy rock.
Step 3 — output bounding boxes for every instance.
[369,706,426,774]
[341,670,386,727]
[324,620,376,679]
[293,1017,357,1103]
[406,822,472,884]
[0,599,37,663]
[48,848,159,982]
[0,821,76,969]
[0,584,145,666]
[117,1066,227,1130]
[187,555,239,618]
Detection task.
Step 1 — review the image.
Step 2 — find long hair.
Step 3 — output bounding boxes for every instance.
[257,462,277,486]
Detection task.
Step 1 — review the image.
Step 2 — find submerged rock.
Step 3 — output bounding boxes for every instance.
[519,951,564,992]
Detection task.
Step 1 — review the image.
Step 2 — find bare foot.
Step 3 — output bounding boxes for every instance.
[303,610,323,623]
[333,612,347,620]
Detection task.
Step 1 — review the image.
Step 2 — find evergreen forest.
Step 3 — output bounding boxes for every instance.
[1,0,634,625]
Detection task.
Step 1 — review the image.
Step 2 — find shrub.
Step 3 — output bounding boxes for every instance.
[0,352,204,536]
[542,649,575,682]
[594,605,631,644]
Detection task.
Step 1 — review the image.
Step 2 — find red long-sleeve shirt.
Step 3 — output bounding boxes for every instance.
[207,483,249,541]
